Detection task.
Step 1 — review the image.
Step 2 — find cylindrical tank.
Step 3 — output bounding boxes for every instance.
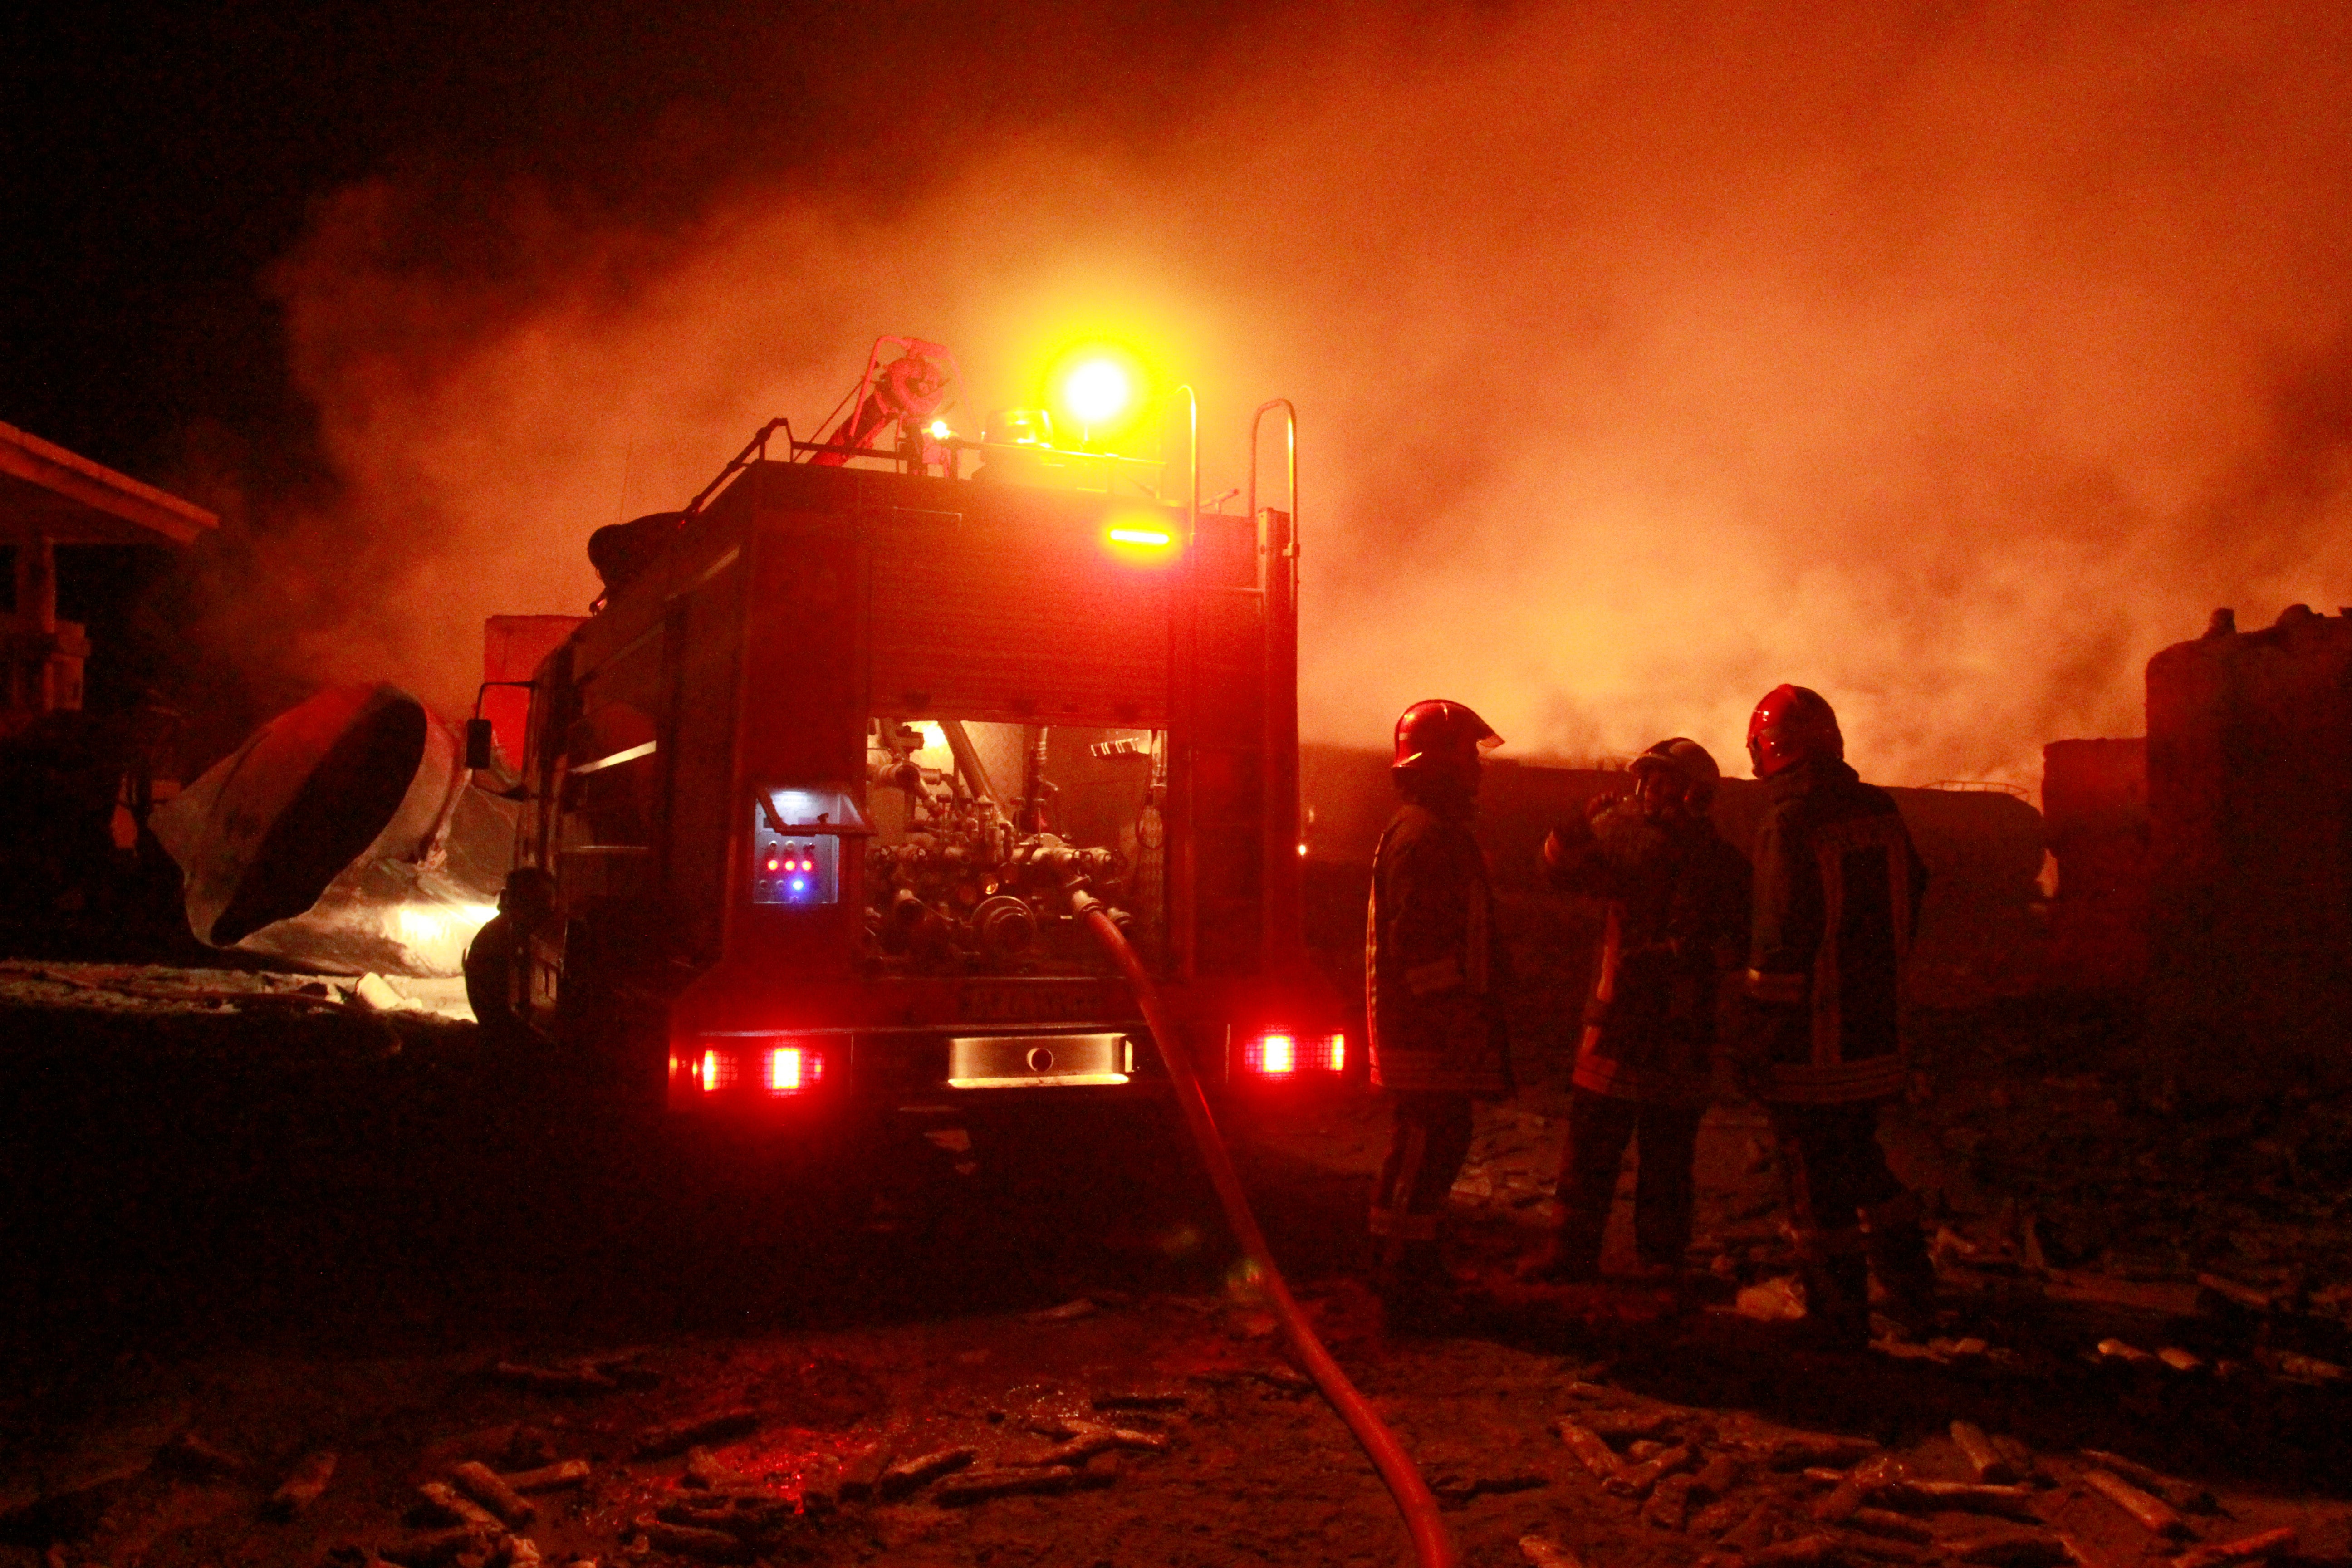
[2041,738,2149,990]
[151,683,508,975]
[2146,605,2352,1093]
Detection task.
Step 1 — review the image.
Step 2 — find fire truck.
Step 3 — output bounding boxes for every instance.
[464,342,1353,1129]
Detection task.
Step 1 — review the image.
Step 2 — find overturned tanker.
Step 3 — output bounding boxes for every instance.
[150,682,514,976]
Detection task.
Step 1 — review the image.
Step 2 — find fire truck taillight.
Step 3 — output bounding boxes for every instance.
[1250,1033,1297,1075]
[697,1049,738,1092]
[1242,1030,1346,1078]
[766,1045,823,1095]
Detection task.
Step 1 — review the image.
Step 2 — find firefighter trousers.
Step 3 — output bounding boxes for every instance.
[1370,1092,1475,1290]
[1549,1088,1704,1277]
[1768,1100,1936,1334]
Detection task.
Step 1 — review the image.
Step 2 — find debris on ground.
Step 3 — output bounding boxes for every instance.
[262,1450,337,1520]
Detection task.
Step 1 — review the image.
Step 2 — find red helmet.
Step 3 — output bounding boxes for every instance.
[1392,699,1501,785]
[1746,685,1842,779]
[1630,736,1720,813]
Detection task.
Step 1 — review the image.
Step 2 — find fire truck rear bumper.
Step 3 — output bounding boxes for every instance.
[666,1027,1167,1113]
[666,1021,1359,1114]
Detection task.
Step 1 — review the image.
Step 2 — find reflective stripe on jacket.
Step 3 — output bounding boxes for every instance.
[1740,758,1927,1104]
[1549,801,1750,1105]
[1367,802,1512,1097]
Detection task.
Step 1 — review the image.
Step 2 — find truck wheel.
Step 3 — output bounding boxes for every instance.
[463,913,520,1036]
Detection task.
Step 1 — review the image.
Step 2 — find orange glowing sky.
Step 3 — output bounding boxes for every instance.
[201,0,2352,788]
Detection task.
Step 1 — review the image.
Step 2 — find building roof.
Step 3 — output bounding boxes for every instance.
[0,420,218,547]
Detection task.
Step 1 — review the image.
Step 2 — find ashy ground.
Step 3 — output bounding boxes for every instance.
[3,966,2348,1568]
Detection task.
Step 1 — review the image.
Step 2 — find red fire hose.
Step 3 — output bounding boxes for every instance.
[1078,904,1459,1568]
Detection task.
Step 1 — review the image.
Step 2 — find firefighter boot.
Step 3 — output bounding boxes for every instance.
[1864,1216,1940,1338]
[1380,1238,1467,1334]
[1516,1210,1605,1284]
[1794,1237,1872,1351]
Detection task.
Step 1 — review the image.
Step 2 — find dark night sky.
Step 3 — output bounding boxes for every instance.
[4,1,1253,483]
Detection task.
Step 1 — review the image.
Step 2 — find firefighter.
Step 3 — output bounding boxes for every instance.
[1366,698,1514,1326]
[1523,738,1750,1284]
[1732,685,1937,1347]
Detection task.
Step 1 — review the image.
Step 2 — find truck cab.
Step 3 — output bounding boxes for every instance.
[480,441,1351,1127]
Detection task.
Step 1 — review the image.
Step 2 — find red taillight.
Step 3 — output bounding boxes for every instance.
[683,1041,824,1098]
[1245,1033,1297,1075]
[1243,1030,1346,1077]
[767,1045,823,1095]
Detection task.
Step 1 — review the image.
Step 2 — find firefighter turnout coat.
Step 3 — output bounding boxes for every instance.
[1367,801,1512,1097]
[1549,802,1750,1106]
[1739,757,1928,1104]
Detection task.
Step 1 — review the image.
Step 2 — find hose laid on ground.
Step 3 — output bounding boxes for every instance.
[1078,903,1459,1568]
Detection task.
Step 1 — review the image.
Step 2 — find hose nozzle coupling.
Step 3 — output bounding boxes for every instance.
[1067,885,1132,931]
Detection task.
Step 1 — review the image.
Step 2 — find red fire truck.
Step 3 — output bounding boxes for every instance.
[465,344,1352,1129]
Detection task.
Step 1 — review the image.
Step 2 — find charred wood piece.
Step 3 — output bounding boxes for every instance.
[153,1432,248,1480]
[1950,1424,2017,1485]
[451,1462,536,1527]
[1518,1535,1587,1568]
[500,1461,591,1493]
[2169,1528,2297,1568]
[1880,1481,2042,1522]
[490,1363,618,1396]
[1690,1454,1745,1502]
[1951,1533,2069,1566]
[418,1483,505,1532]
[265,1451,339,1520]
[1770,1437,1880,1472]
[877,1446,977,1499]
[1817,1457,1907,1524]
[1845,1509,1933,1544]
[1089,1389,1187,1411]
[2076,1452,2215,1514]
[2081,1470,2190,1538]
[381,1527,500,1567]
[1557,1419,1623,1481]
[635,1410,759,1460]
[1583,1410,1681,1443]
[1607,1445,1694,1499]
[932,1465,1098,1505]
[1645,1474,1695,1530]
[836,1447,894,1504]
[632,1517,750,1563]
[1829,1529,1930,1563]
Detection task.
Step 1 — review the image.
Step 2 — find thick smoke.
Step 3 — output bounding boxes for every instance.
[230,0,2352,786]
